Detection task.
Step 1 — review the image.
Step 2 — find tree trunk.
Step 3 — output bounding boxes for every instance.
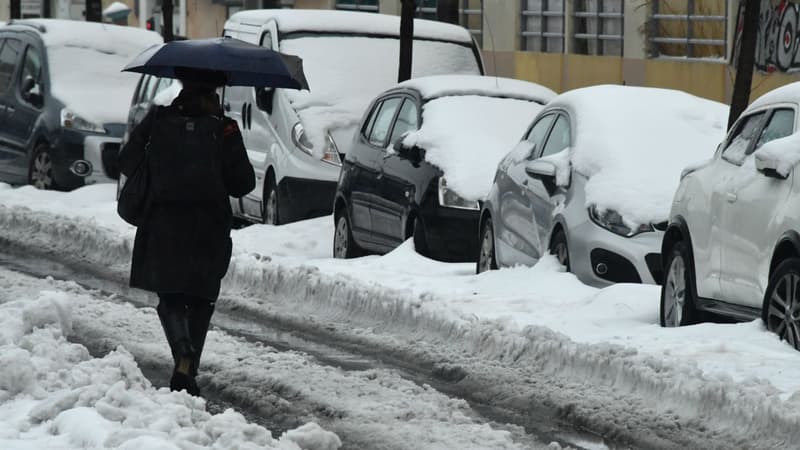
[436,0,459,25]
[728,0,761,130]
[398,0,415,82]
[9,0,20,19]
[162,0,175,42]
[85,0,103,21]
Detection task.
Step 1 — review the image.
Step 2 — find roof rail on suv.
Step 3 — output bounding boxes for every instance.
[7,20,47,33]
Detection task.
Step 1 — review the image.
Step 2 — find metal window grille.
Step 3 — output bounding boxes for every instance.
[416,0,483,42]
[521,0,565,53]
[648,0,727,59]
[335,0,379,13]
[572,0,623,56]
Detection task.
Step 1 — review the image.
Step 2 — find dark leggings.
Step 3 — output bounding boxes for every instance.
[157,293,216,376]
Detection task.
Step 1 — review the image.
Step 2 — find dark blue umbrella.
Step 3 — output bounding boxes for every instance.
[123,37,309,90]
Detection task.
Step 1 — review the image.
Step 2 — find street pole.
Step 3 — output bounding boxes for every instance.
[398,0,415,82]
[728,0,761,130]
[85,0,102,21]
[162,0,175,42]
[10,0,20,19]
[436,0,459,24]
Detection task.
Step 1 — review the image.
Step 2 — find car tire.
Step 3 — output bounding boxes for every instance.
[263,176,281,225]
[413,216,430,257]
[549,229,570,271]
[333,212,362,259]
[660,241,701,327]
[29,145,60,190]
[476,218,498,274]
[763,258,800,350]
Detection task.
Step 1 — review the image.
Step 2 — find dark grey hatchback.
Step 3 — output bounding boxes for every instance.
[333,75,553,262]
[0,19,160,190]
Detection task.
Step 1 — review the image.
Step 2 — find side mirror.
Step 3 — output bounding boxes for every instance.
[393,138,408,153]
[255,87,275,115]
[21,76,43,107]
[755,153,790,180]
[21,76,35,94]
[525,159,556,179]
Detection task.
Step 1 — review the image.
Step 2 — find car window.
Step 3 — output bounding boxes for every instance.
[540,114,571,158]
[369,97,402,147]
[723,112,767,163]
[137,76,153,103]
[0,38,22,93]
[525,114,555,159]
[389,99,419,145]
[260,31,273,50]
[19,45,42,87]
[755,109,795,150]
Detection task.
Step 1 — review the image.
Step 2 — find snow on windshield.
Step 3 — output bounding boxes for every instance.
[279,35,481,152]
[403,94,545,201]
[35,20,162,125]
[552,85,728,226]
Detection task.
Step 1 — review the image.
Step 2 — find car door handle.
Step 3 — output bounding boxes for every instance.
[726,192,738,203]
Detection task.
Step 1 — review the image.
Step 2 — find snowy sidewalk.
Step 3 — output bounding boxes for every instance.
[1,183,800,447]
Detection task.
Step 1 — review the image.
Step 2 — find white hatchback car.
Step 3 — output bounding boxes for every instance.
[661,82,800,349]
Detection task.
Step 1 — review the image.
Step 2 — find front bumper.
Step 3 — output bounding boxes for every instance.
[423,206,480,262]
[568,219,664,287]
[51,130,120,189]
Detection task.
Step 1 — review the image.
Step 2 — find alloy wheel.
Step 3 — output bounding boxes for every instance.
[31,151,54,190]
[478,225,495,273]
[333,216,349,259]
[663,254,687,327]
[766,272,800,349]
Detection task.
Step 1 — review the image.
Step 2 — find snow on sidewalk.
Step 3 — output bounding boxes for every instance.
[0,282,341,450]
[3,183,800,446]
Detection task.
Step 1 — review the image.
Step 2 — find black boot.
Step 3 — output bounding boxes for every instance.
[187,300,215,378]
[157,297,198,395]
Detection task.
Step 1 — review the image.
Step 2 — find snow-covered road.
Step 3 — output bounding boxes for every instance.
[1,183,799,449]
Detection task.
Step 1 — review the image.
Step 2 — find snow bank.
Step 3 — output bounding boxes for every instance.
[550,85,728,225]
[20,19,162,124]
[228,9,474,43]
[403,90,545,201]
[4,184,800,446]
[0,289,340,450]
[280,37,480,152]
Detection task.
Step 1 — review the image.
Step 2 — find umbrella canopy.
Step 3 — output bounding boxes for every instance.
[123,37,309,90]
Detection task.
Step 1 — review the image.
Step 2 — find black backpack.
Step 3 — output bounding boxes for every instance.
[147,111,227,205]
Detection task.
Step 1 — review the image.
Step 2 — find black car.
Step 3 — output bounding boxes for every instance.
[332,75,553,262]
[0,19,160,190]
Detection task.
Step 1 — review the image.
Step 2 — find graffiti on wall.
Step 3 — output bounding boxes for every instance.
[750,0,800,72]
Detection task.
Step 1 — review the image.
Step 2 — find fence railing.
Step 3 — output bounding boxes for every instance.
[572,0,623,56]
[520,0,565,53]
[417,1,483,41]
[335,0,379,13]
[648,0,727,59]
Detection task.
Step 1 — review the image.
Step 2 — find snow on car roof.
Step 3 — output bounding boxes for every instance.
[548,85,728,226]
[13,19,161,57]
[748,81,800,111]
[402,77,550,201]
[399,74,556,104]
[227,9,474,44]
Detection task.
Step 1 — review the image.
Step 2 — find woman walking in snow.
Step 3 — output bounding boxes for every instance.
[118,67,255,396]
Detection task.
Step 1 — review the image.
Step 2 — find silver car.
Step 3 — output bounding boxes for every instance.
[477,85,727,287]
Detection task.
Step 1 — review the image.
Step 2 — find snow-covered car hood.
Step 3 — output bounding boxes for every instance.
[401,77,554,202]
[548,85,728,226]
[279,35,481,156]
[28,19,162,126]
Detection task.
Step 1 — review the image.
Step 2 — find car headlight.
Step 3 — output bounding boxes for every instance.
[321,132,342,167]
[291,122,313,156]
[588,206,653,237]
[438,177,479,210]
[60,108,106,134]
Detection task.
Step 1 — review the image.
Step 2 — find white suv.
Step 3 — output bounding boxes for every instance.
[661,82,800,349]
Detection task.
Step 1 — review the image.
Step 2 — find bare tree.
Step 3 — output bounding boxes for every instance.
[162,0,175,42]
[436,0,459,25]
[729,0,761,129]
[85,0,102,21]
[398,0,415,82]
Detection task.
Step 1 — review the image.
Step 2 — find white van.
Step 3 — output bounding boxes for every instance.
[223,9,484,225]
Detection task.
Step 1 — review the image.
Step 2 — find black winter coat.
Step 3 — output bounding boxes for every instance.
[118,94,255,300]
